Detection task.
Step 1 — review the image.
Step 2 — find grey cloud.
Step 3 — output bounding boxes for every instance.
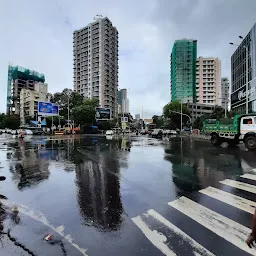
[0,0,256,117]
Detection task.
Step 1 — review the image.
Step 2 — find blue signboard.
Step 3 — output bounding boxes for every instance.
[38,102,59,116]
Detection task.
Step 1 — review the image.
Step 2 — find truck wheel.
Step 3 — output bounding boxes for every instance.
[245,136,256,150]
[211,134,222,146]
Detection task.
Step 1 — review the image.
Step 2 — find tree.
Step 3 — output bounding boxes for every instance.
[152,115,164,128]
[163,101,190,129]
[4,115,20,130]
[0,113,6,129]
[71,98,99,126]
[51,88,84,119]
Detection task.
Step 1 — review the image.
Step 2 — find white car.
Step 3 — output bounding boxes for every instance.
[24,129,33,135]
[106,130,114,135]
[170,130,177,135]
[11,130,18,135]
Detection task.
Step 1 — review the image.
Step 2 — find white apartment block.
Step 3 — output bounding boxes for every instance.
[221,77,230,109]
[20,82,51,125]
[196,57,221,105]
[73,16,119,117]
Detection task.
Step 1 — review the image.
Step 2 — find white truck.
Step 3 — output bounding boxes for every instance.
[203,114,256,150]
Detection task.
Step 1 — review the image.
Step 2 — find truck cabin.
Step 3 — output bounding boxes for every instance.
[239,115,256,134]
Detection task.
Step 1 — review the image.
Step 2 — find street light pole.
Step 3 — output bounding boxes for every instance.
[68,95,70,125]
[169,109,191,126]
[180,102,183,130]
[225,99,227,118]
[245,45,249,114]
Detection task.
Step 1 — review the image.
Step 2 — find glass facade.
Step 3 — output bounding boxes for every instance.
[170,39,197,103]
[231,22,256,113]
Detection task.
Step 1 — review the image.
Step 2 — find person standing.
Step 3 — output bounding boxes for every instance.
[246,209,256,247]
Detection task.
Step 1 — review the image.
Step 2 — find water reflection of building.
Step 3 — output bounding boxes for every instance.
[75,142,123,231]
[9,141,50,190]
[164,138,246,193]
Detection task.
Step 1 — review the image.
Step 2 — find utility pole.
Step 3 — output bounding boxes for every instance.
[245,45,249,114]
[225,99,227,118]
[180,102,183,130]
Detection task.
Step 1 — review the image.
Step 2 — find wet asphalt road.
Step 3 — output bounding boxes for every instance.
[0,134,256,255]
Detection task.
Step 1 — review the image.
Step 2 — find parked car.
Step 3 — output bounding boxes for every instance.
[24,129,33,135]
[140,129,147,135]
[106,130,114,135]
[148,129,154,135]
[170,130,177,135]
[163,129,171,135]
[11,130,18,135]
[151,129,163,139]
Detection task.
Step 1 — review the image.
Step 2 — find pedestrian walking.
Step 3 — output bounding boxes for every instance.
[246,209,256,247]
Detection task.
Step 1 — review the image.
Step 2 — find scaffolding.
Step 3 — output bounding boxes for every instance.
[6,65,45,114]
[171,39,197,103]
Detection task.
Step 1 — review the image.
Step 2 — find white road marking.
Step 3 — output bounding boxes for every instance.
[200,186,256,214]
[220,179,256,194]
[241,173,256,181]
[132,215,176,256]
[146,209,215,256]
[1,199,88,256]
[168,196,256,255]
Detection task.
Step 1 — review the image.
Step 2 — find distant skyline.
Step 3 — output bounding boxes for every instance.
[1,0,256,118]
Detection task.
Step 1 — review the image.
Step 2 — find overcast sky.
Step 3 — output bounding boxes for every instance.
[1,0,256,118]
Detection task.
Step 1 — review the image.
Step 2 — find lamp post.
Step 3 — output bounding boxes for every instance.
[180,102,183,130]
[169,109,191,129]
[66,89,72,131]
[230,37,249,114]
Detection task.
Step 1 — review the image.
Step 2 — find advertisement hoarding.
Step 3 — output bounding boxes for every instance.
[38,102,59,116]
[95,107,111,120]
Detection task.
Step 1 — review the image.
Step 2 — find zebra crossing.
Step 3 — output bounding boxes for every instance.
[132,168,256,255]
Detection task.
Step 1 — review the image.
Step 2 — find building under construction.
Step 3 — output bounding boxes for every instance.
[6,65,45,115]
[170,39,197,103]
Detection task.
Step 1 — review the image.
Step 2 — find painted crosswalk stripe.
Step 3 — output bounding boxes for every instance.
[146,209,215,256]
[132,215,176,256]
[200,186,256,214]
[220,179,256,194]
[169,196,256,255]
[241,173,256,181]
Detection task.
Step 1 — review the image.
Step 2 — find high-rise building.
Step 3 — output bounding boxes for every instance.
[6,65,45,115]
[221,77,230,110]
[231,22,256,113]
[170,39,197,103]
[135,114,140,120]
[20,82,51,125]
[118,88,129,113]
[196,57,221,105]
[73,15,119,117]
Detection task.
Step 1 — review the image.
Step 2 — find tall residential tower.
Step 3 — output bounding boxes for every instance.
[221,77,230,110]
[196,57,221,105]
[118,89,129,114]
[73,16,119,117]
[170,39,197,103]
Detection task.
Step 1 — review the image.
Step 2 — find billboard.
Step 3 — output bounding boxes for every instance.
[95,107,111,120]
[38,102,59,116]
